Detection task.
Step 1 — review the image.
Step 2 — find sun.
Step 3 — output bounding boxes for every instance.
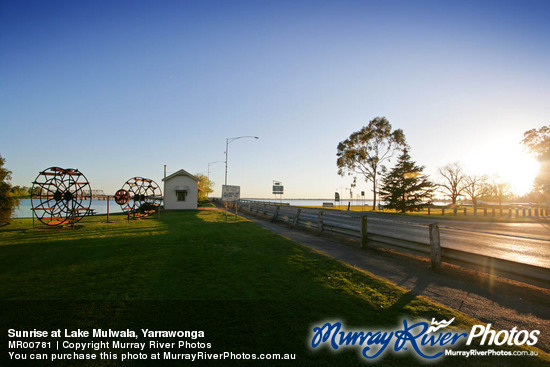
[466,141,539,197]
[497,151,539,196]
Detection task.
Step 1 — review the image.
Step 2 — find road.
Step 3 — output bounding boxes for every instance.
[365,213,550,269]
[238,211,550,353]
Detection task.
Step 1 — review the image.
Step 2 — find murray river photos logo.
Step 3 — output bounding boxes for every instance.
[309,318,540,361]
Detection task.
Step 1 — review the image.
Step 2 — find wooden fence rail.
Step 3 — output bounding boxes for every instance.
[238,200,550,289]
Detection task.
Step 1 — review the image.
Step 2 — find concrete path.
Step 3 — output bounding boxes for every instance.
[238,211,550,353]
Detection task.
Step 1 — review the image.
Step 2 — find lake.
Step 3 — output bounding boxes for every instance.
[12,198,445,218]
[12,198,124,219]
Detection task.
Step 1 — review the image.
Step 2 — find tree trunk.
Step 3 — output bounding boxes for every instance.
[372,173,377,210]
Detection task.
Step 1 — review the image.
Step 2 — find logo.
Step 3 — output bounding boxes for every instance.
[309,318,540,361]
[427,317,455,333]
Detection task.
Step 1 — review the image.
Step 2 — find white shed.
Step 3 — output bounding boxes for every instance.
[162,169,200,210]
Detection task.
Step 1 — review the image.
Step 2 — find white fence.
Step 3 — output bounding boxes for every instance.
[237,200,550,289]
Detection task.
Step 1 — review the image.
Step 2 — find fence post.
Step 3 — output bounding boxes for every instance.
[474,207,477,216]
[535,208,539,217]
[492,208,495,217]
[484,208,487,216]
[453,207,457,216]
[292,209,301,228]
[442,208,445,216]
[272,206,280,222]
[429,223,441,271]
[317,211,324,233]
[428,206,431,215]
[463,208,467,216]
[361,215,368,249]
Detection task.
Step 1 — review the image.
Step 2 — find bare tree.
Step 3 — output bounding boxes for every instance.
[482,176,513,207]
[463,174,487,207]
[438,162,466,204]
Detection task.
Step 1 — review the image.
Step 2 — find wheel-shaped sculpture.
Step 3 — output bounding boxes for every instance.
[31,167,92,226]
[116,177,162,218]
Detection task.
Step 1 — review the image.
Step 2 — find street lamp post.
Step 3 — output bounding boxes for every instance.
[224,136,259,185]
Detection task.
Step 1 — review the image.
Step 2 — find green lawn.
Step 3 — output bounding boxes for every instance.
[0,211,547,366]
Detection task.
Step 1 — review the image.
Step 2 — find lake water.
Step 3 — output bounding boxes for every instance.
[12,198,445,218]
[247,198,376,207]
[12,198,124,219]
[246,198,448,208]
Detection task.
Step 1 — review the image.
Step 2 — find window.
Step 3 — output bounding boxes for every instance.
[176,190,187,201]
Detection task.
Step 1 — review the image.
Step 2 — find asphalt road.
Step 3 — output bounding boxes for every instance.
[365,213,550,268]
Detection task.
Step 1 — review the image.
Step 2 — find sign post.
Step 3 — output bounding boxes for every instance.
[272,181,284,203]
[222,185,240,202]
[222,185,241,221]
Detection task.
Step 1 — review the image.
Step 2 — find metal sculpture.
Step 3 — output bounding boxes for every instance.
[31,167,92,226]
[115,177,162,218]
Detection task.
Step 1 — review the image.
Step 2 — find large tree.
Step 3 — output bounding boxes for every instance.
[336,117,406,210]
[522,125,550,160]
[379,149,435,213]
[0,155,17,225]
[438,162,466,204]
[522,125,550,197]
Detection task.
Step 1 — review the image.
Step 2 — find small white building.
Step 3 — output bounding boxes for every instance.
[162,169,200,210]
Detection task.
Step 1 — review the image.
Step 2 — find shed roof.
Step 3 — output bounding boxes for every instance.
[162,169,200,182]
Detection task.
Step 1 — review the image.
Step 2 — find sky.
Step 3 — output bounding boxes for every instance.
[1,0,549,199]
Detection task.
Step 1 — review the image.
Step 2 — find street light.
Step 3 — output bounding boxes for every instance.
[225,136,259,185]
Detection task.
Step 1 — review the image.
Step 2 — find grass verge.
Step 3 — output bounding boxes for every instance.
[0,211,548,366]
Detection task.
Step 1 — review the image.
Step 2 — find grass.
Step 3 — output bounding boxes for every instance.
[0,211,548,366]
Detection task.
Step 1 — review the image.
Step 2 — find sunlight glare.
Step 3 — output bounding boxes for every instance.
[468,144,539,196]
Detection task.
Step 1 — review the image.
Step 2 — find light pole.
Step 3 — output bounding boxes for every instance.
[224,136,259,185]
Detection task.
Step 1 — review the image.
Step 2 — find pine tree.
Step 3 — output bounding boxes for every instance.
[379,149,435,213]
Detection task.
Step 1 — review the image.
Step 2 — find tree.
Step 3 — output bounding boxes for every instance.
[379,149,435,213]
[522,125,550,198]
[481,177,513,207]
[336,117,406,210]
[10,185,31,197]
[522,125,550,160]
[195,174,214,202]
[438,162,466,204]
[463,174,487,207]
[0,155,17,225]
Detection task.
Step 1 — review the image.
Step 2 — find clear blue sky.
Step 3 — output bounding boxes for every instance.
[1,0,549,199]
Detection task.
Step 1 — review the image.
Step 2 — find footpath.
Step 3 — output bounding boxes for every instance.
[232,209,550,353]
